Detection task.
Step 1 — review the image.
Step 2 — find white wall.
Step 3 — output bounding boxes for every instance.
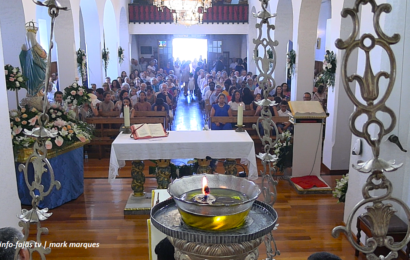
[0,0,28,109]
[0,22,23,230]
[315,0,331,61]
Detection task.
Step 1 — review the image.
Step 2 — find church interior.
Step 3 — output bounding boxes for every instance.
[1,0,410,259]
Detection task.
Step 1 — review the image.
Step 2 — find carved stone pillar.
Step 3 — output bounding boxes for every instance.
[223,159,237,176]
[196,158,212,174]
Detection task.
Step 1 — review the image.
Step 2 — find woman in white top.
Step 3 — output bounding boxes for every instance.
[173,61,181,85]
[228,90,245,110]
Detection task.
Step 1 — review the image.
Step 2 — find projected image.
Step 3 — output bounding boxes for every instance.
[172,38,207,62]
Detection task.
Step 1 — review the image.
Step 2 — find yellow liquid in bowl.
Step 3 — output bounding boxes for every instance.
[178,208,251,231]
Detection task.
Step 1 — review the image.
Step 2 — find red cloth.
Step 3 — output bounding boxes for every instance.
[291,175,328,189]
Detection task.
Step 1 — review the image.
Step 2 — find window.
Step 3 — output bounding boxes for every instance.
[208,41,222,53]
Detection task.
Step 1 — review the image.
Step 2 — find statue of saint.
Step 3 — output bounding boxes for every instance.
[19,22,47,97]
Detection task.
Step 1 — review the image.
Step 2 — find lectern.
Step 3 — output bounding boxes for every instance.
[288,101,331,193]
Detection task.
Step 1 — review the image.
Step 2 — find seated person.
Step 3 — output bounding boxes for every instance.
[157,83,173,107]
[210,93,233,130]
[52,90,63,106]
[99,92,115,114]
[114,90,129,111]
[209,85,227,105]
[79,101,99,121]
[96,88,104,101]
[277,100,293,134]
[152,98,166,111]
[242,87,254,106]
[120,97,133,117]
[228,90,245,111]
[0,227,29,260]
[132,91,151,112]
[303,92,312,101]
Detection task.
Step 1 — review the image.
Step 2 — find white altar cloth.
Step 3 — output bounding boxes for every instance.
[109,130,258,180]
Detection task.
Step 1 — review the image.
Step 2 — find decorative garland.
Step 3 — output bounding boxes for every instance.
[287,50,296,79]
[118,46,124,64]
[76,49,86,78]
[333,174,348,203]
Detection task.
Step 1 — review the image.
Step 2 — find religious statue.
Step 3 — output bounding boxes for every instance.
[196,158,213,174]
[19,22,47,98]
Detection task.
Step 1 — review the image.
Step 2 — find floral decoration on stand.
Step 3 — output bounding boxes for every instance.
[76,49,86,79]
[4,64,27,91]
[9,105,93,156]
[333,174,348,203]
[118,46,124,64]
[63,81,90,108]
[102,47,109,75]
[287,50,296,79]
[273,130,293,173]
[322,50,337,88]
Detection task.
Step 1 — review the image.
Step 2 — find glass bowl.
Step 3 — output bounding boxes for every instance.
[168,173,261,231]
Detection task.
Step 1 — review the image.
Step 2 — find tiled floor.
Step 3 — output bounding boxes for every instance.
[172,90,205,131]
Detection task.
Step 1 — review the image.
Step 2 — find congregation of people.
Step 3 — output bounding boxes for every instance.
[48,54,327,133]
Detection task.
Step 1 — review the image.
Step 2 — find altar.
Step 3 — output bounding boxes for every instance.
[15,146,84,209]
[109,130,258,180]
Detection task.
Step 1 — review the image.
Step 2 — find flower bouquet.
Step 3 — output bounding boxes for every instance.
[63,81,90,107]
[287,50,296,78]
[322,50,337,87]
[273,130,293,172]
[333,174,348,203]
[4,64,27,91]
[76,49,86,78]
[10,104,94,161]
[102,47,109,73]
[118,46,124,64]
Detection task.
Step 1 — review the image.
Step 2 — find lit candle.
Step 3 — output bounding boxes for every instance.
[237,103,243,126]
[124,105,130,127]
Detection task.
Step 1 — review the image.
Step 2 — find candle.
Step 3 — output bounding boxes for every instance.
[237,103,243,126]
[124,105,130,127]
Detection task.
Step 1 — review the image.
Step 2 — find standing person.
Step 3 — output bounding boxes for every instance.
[181,62,190,96]
[173,61,181,86]
[214,55,224,73]
[234,58,245,74]
[313,84,327,110]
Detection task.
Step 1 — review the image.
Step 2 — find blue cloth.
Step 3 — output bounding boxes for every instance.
[211,103,232,130]
[19,43,47,96]
[15,147,84,209]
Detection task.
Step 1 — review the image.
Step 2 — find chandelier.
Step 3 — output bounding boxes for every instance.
[153,0,212,25]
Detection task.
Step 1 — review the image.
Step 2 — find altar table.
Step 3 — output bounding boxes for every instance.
[109,130,258,180]
[15,147,84,209]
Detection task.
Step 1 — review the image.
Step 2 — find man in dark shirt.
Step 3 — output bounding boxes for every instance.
[215,55,224,73]
[157,83,173,107]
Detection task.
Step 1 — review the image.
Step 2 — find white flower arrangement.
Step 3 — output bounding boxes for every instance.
[63,81,90,107]
[4,64,27,91]
[118,46,124,64]
[322,50,337,87]
[333,174,348,203]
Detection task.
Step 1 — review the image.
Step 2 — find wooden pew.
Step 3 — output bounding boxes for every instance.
[86,117,165,159]
[231,110,255,116]
[133,111,168,130]
[210,116,291,152]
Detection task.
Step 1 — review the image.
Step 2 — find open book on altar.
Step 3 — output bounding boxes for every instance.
[288,101,327,119]
[130,123,168,140]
